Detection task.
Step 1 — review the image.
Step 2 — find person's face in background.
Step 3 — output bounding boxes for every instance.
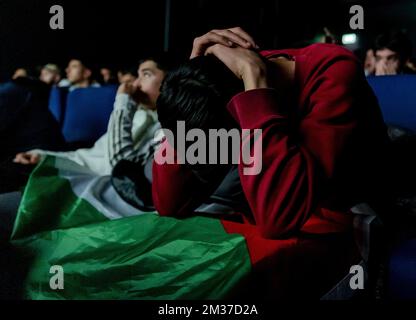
[100,68,112,83]
[132,60,165,110]
[375,48,401,75]
[40,68,61,85]
[65,59,91,85]
[12,68,28,80]
[118,71,136,84]
[364,49,376,76]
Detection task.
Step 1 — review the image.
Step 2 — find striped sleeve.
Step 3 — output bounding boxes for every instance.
[107,94,139,167]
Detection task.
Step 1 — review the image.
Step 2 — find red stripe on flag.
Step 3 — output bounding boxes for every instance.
[220,219,297,266]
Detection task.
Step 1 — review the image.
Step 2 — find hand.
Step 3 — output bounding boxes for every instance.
[205,44,268,91]
[117,82,142,104]
[190,27,259,59]
[117,82,137,95]
[375,60,398,76]
[13,152,41,165]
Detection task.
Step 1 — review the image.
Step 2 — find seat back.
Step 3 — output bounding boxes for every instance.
[367,75,416,132]
[61,85,117,145]
[48,86,69,126]
[389,238,416,299]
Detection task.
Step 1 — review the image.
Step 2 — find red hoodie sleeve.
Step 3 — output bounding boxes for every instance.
[152,140,224,217]
[227,58,360,239]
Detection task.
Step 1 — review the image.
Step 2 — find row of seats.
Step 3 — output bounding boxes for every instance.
[367,75,416,132]
[48,85,118,146]
[49,76,416,147]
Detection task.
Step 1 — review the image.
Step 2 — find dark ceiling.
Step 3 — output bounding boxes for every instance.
[1,0,415,81]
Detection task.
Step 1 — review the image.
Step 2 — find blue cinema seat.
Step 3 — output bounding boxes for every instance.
[368,75,416,299]
[61,85,117,145]
[389,238,416,299]
[367,75,416,132]
[48,86,69,126]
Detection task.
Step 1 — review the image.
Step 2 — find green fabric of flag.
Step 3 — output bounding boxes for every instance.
[10,157,251,299]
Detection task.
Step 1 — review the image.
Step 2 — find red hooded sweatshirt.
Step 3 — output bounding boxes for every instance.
[152,43,388,239]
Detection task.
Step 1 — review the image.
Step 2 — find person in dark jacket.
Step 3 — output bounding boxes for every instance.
[0,77,64,192]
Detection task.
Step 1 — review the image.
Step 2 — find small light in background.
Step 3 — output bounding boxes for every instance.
[342,33,357,45]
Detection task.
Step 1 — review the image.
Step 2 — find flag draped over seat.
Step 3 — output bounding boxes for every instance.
[10,156,355,300]
[10,157,251,299]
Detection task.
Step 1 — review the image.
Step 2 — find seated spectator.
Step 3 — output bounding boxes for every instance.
[1,55,175,238]
[39,64,62,85]
[100,67,118,85]
[63,58,101,91]
[13,55,172,176]
[374,30,415,75]
[117,68,137,84]
[153,27,389,242]
[0,77,64,192]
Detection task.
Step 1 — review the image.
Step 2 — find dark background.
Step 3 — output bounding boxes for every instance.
[1,0,416,81]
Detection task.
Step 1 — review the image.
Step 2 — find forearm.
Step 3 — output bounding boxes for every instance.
[242,63,269,91]
[107,93,138,167]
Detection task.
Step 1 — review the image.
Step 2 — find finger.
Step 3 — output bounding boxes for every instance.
[190,32,234,58]
[204,44,240,77]
[15,154,30,164]
[216,29,253,48]
[205,43,230,56]
[203,32,235,48]
[228,27,259,48]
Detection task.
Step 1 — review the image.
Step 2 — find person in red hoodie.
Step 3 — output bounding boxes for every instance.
[153,27,389,241]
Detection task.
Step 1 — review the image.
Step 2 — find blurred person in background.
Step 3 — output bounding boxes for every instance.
[0,76,64,193]
[39,64,62,85]
[100,67,118,85]
[13,55,173,176]
[1,55,175,238]
[117,67,137,84]
[374,30,415,75]
[64,58,101,90]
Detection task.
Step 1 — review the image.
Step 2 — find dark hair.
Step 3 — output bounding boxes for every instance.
[66,54,101,83]
[374,30,413,62]
[118,66,137,77]
[157,55,243,136]
[138,52,177,73]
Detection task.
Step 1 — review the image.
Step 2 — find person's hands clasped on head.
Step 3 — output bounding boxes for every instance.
[190,27,292,92]
[154,26,388,241]
[204,44,269,91]
[190,27,259,59]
